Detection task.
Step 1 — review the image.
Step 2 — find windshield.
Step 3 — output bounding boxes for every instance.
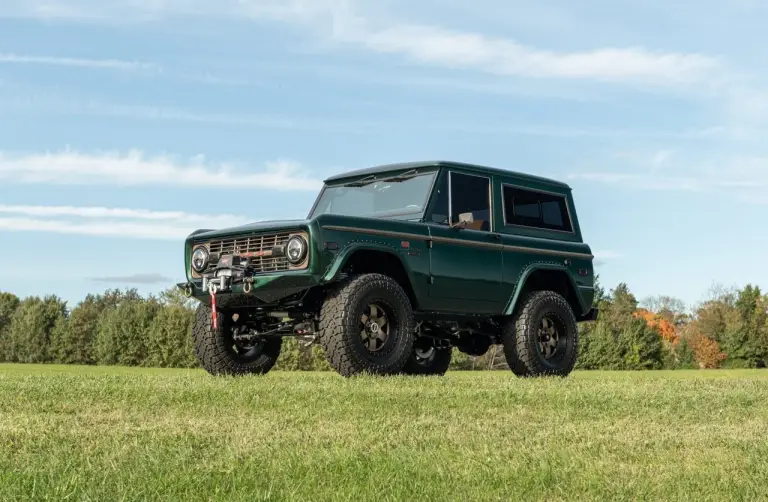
[309,171,436,219]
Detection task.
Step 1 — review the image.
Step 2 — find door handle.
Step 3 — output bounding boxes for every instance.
[491,233,501,241]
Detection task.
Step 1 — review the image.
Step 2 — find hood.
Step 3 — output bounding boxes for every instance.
[188,219,312,241]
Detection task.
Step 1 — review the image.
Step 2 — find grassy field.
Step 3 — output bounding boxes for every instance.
[1,365,767,501]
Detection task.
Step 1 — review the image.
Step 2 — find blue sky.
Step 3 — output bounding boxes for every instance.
[1,0,766,312]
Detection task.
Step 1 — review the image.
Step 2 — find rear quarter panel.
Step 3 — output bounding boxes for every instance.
[491,175,595,316]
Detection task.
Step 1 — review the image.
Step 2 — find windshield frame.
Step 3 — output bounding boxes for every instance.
[306,167,440,221]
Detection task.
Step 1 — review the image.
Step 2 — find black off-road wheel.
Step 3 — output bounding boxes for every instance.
[193,303,282,376]
[319,273,415,377]
[502,290,578,377]
[401,344,452,376]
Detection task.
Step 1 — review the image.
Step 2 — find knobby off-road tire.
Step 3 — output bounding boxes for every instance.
[193,303,282,376]
[502,290,579,377]
[401,346,452,376]
[319,273,415,377]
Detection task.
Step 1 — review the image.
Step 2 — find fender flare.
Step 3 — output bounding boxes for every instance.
[322,241,416,284]
[503,263,589,316]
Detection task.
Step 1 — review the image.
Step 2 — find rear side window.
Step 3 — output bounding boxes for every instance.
[503,185,572,232]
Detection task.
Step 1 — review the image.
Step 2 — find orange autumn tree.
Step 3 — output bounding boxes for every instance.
[634,309,679,345]
[687,333,727,369]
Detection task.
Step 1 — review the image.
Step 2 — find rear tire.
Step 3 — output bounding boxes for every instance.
[502,290,578,377]
[319,273,415,377]
[193,303,282,376]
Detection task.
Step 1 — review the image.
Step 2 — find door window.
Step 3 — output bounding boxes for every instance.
[449,172,491,231]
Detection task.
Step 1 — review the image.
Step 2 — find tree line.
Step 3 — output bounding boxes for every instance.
[0,276,766,371]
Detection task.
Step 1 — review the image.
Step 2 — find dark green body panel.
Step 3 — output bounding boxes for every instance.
[427,224,505,312]
[181,161,596,318]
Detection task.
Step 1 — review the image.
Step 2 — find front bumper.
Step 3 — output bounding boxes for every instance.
[178,269,322,307]
[577,307,599,322]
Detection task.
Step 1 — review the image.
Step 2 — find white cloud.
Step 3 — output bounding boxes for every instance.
[346,24,719,86]
[0,53,159,72]
[277,2,724,87]
[0,216,197,240]
[2,0,723,88]
[570,172,710,192]
[0,204,252,240]
[0,204,309,240]
[0,204,249,227]
[569,152,768,201]
[0,149,323,190]
[0,92,719,138]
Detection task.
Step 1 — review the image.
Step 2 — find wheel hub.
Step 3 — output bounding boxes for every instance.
[538,315,561,359]
[415,347,434,360]
[360,303,390,352]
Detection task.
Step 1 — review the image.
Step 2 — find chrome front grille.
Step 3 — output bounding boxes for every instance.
[206,232,292,274]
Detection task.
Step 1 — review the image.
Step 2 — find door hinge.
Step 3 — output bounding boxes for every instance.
[429,276,434,284]
[427,239,433,248]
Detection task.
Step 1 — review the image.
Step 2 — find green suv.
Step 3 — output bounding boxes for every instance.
[179,160,598,377]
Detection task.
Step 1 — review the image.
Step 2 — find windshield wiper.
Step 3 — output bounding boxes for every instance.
[344,174,377,187]
[382,169,420,182]
[343,169,421,187]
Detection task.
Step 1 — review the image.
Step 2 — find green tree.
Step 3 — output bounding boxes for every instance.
[158,286,196,310]
[146,304,197,368]
[576,321,623,370]
[448,349,474,370]
[51,294,102,364]
[0,292,21,361]
[276,339,331,371]
[673,336,697,369]
[617,317,664,370]
[607,283,638,324]
[94,296,160,366]
[5,295,68,363]
[722,284,768,367]
[592,274,607,308]
[275,338,301,370]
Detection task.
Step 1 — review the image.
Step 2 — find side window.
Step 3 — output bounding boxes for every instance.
[509,190,540,221]
[541,200,564,227]
[503,185,572,232]
[450,172,491,231]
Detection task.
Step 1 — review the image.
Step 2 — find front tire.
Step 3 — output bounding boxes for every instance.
[319,273,415,377]
[502,290,579,377]
[193,304,282,376]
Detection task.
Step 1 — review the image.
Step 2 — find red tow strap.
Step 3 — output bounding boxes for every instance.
[210,288,218,330]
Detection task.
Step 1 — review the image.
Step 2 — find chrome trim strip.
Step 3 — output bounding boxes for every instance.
[447,170,453,226]
[502,244,591,260]
[322,225,428,242]
[321,225,594,259]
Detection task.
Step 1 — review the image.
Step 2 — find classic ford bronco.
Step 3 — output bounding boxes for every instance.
[179,160,598,378]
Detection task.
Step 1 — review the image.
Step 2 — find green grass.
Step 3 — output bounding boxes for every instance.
[1,365,767,501]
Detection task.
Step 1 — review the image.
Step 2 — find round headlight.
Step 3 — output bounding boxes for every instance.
[286,236,307,264]
[191,246,209,273]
